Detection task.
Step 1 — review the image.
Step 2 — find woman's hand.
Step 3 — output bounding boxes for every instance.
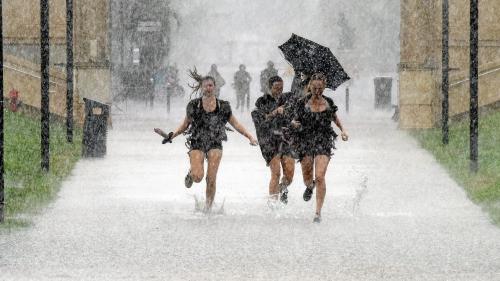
[291,120,301,128]
[249,136,258,146]
[341,131,349,141]
[275,106,284,115]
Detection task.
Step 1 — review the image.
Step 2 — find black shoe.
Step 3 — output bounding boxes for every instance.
[184,171,193,188]
[303,187,313,201]
[303,181,315,201]
[279,184,288,204]
[313,214,321,223]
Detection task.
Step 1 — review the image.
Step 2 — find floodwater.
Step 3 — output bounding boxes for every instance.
[1,94,499,280]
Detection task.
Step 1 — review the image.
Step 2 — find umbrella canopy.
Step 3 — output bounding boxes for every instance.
[279,34,350,90]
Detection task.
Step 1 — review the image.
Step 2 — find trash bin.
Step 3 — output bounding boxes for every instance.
[374,77,392,110]
[82,98,110,157]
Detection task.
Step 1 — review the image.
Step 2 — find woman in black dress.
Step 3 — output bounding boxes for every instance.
[155,69,258,211]
[291,73,349,222]
[252,76,295,204]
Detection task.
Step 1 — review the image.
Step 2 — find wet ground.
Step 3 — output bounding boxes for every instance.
[1,99,499,280]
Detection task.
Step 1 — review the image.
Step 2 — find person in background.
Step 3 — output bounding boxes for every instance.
[259,61,278,96]
[207,64,226,98]
[233,64,252,111]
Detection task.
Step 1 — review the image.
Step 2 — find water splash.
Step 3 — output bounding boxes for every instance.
[193,195,225,215]
[352,175,368,216]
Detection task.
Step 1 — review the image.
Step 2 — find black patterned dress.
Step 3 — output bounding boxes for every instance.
[292,94,338,160]
[185,98,232,154]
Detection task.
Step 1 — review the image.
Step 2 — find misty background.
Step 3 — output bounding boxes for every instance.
[111,0,400,113]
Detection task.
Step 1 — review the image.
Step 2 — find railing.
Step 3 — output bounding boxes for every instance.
[4,62,64,88]
[450,66,500,87]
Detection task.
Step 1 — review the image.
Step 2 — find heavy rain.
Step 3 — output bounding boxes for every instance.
[0,0,499,280]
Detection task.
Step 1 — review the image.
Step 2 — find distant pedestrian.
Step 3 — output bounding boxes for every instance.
[233,64,252,111]
[154,68,257,212]
[207,64,226,98]
[165,65,180,114]
[260,61,278,96]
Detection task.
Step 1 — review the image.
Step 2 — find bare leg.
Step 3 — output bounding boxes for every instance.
[300,156,314,188]
[205,149,223,210]
[268,156,281,199]
[188,150,205,183]
[314,155,330,216]
[281,156,295,185]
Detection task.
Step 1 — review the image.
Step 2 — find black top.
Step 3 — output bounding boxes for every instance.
[186,98,232,142]
[254,92,295,132]
[294,94,338,138]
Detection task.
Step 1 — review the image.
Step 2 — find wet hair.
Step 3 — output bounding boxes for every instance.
[188,67,216,98]
[307,72,327,92]
[268,75,283,89]
[310,72,327,83]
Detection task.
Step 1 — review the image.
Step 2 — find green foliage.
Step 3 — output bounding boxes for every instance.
[411,110,500,225]
[1,110,82,229]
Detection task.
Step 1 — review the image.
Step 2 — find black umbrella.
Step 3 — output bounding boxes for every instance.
[279,33,350,90]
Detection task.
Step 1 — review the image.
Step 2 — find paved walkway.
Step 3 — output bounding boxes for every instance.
[1,100,499,280]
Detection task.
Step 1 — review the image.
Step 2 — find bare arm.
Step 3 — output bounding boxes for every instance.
[171,116,191,139]
[333,113,348,141]
[228,115,258,145]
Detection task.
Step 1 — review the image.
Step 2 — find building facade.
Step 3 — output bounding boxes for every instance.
[399,0,500,128]
[3,0,111,123]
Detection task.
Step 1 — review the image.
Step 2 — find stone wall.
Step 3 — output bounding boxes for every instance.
[2,0,111,120]
[399,0,500,128]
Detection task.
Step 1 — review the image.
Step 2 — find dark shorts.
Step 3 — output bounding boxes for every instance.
[187,139,223,155]
[260,134,295,165]
[295,134,335,162]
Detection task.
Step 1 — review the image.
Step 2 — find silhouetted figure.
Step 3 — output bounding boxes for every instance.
[233,64,252,111]
[207,64,226,98]
[260,61,278,96]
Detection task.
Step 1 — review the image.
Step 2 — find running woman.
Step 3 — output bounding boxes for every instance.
[252,76,295,204]
[291,73,349,222]
[154,69,258,212]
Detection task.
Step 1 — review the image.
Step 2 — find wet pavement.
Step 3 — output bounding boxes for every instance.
[1,100,499,280]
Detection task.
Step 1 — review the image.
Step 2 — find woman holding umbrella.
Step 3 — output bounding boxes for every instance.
[291,73,349,223]
[154,69,258,212]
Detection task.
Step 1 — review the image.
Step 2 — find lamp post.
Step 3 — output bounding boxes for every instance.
[0,0,5,223]
[442,0,449,145]
[469,0,479,173]
[41,0,50,171]
[66,0,74,143]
